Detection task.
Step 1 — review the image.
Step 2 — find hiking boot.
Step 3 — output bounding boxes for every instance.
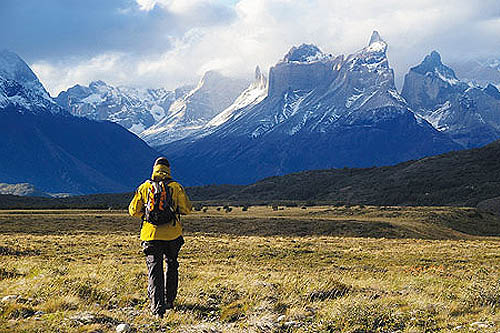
[165,302,174,310]
[154,313,164,320]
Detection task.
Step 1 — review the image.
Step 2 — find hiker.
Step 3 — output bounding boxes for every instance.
[129,157,192,318]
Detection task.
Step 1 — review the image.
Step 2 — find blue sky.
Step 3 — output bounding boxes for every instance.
[1,0,499,95]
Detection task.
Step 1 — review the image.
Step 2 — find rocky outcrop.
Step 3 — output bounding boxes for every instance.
[402,51,500,148]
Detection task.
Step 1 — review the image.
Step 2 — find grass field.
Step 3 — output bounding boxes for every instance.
[1,206,500,332]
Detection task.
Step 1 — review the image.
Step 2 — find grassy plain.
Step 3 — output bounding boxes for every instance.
[0,206,500,332]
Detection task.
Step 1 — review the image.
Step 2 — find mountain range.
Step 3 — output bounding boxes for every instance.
[2,30,500,193]
[155,32,467,185]
[52,33,500,161]
[140,71,250,146]
[55,80,188,135]
[451,58,500,87]
[0,49,159,194]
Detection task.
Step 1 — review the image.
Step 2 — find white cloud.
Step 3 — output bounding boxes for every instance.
[31,0,500,95]
[136,0,228,13]
[32,54,127,96]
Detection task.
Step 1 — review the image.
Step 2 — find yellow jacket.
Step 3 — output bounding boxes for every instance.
[129,164,192,241]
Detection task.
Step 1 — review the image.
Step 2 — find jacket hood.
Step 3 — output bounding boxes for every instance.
[151,164,171,181]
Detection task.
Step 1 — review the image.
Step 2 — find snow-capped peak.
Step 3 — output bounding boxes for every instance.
[365,30,387,53]
[199,70,224,87]
[0,49,39,84]
[369,31,383,45]
[483,83,500,100]
[0,49,52,100]
[253,65,267,89]
[344,31,391,76]
[282,44,330,63]
[56,80,179,134]
[88,80,110,94]
[412,51,460,85]
[0,49,61,113]
[207,65,268,130]
[255,65,263,80]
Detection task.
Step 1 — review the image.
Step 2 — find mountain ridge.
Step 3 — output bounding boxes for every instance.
[185,138,500,207]
[402,50,500,148]
[1,138,499,209]
[140,70,250,146]
[0,51,161,194]
[156,31,461,186]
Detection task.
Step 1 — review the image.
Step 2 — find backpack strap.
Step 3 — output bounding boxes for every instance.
[145,180,159,223]
[164,179,180,223]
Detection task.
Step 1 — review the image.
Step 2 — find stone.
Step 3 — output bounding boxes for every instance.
[284,321,299,328]
[70,312,96,325]
[1,295,19,302]
[470,321,492,329]
[116,323,131,333]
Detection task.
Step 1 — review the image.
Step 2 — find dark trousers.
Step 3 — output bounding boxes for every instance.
[142,236,184,315]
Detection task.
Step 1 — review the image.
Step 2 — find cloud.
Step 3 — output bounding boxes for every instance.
[8,0,500,94]
[32,53,127,95]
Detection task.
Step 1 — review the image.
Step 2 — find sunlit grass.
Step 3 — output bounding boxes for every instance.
[0,206,499,332]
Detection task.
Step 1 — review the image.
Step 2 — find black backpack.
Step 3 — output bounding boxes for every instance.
[144,180,178,226]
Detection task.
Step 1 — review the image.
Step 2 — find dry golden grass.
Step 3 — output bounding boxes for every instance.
[0,206,500,332]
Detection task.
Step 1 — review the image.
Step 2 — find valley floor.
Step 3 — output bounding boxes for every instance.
[0,206,500,332]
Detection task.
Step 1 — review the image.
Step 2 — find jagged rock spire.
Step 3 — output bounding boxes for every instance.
[364,31,387,53]
[422,50,442,66]
[369,31,383,45]
[282,43,325,63]
[255,65,262,80]
[411,50,458,81]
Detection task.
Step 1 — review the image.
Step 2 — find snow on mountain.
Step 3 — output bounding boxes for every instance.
[140,71,250,146]
[0,50,161,194]
[0,182,52,197]
[157,32,460,186]
[281,43,332,63]
[402,51,500,148]
[451,58,500,88]
[207,66,268,129]
[56,81,184,134]
[484,83,500,100]
[0,49,62,113]
[365,30,387,53]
